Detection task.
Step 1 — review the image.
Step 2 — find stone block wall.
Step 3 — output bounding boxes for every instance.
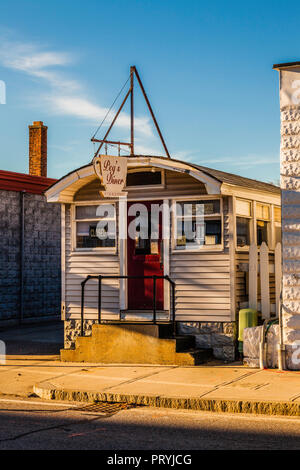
[243,325,279,368]
[279,75,300,369]
[0,190,61,325]
[64,319,96,349]
[0,191,21,323]
[177,321,237,362]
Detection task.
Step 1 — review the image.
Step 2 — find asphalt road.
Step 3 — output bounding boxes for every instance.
[0,397,299,450]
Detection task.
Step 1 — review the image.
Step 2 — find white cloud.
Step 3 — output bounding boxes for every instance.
[0,36,153,136]
[0,40,78,90]
[197,154,279,168]
[134,142,162,156]
[1,48,70,72]
[172,150,198,162]
[47,95,153,136]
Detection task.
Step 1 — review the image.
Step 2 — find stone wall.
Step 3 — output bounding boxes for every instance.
[243,325,279,368]
[0,190,61,325]
[177,321,237,362]
[64,319,96,349]
[278,66,300,370]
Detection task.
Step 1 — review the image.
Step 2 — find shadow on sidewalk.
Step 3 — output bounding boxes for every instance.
[0,322,63,356]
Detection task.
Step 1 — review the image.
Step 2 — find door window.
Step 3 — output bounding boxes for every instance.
[134,209,160,255]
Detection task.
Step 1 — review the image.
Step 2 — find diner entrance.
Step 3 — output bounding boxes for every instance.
[127,200,164,310]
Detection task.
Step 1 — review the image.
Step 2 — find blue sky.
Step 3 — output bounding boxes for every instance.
[0,0,300,182]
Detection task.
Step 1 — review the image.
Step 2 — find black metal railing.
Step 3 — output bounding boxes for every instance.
[80,275,176,337]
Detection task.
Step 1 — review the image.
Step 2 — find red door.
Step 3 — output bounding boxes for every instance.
[127,201,164,310]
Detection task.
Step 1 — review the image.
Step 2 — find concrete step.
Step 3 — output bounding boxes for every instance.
[173,335,195,352]
[181,348,214,365]
[156,323,175,338]
[120,310,170,322]
[60,324,212,366]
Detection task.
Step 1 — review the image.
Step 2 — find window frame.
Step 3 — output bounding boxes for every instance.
[256,202,271,248]
[234,198,281,252]
[72,202,117,253]
[235,198,253,252]
[171,196,224,253]
[124,168,165,191]
[273,205,282,247]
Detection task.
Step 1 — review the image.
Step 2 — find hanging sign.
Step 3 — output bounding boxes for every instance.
[93,155,127,198]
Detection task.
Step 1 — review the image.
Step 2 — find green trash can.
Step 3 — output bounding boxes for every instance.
[238,308,258,355]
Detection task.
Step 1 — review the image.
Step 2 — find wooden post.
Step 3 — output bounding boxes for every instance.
[163,200,170,311]
[249,243,258,310]
[260,242,270,319]
[119,196,127,310]
[61,204,66,321]
[275,242,282,316]
[130,66,134,155]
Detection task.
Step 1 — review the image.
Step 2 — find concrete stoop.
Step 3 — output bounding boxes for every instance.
[60,323,213,365]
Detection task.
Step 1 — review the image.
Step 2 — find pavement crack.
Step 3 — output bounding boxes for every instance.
[101,366,179,392]
[37,367,97,387]
[290,393,300,402]
[197,370,263,399]
[253,383,269,390]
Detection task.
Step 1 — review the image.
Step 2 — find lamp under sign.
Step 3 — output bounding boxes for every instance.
[89,225,97,238]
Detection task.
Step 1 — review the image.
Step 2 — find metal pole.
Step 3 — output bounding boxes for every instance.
[172,282,176,336]
[93,87,132,159]
[130,66,134,155]
[19,191,25,325]
[91,138,132,148]
[133,66,171,159]
[80,281,85,336]
[153,275,157,324]
[98,275,102,324]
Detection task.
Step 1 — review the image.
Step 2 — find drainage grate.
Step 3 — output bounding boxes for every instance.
[74,401,134,415]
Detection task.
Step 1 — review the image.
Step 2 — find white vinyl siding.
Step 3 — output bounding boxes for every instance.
[65,205,120,320]
[170,253,231,321]
[74,170,207,201]
[170,196,231,322]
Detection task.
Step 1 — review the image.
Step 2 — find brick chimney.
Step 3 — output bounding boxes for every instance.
[29,121,48,177]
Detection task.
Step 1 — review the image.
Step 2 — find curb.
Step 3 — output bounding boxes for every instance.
[33,382,300,417]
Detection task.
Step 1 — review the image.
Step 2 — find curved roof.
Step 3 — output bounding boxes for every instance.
[44,155,280,202]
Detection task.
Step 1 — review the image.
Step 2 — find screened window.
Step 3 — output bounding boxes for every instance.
[236,199,251,247]
[256,203,270,246]
[237,217,250,247]
[175,200,222,250]
[274,206,281,245]
[75,204,116,249]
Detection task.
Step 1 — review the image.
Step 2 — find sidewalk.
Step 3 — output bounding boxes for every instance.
[0,322,63,355]
[1,356,300,416]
